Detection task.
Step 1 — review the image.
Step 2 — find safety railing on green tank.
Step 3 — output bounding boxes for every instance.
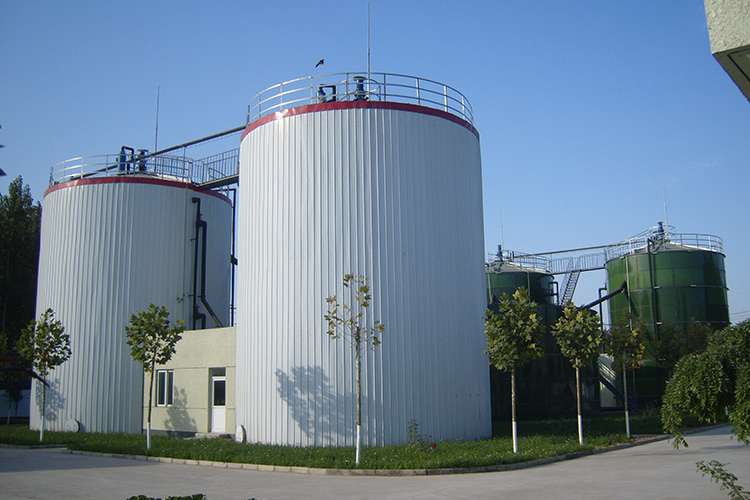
[604,232,724,261]
[247,72,474,125]
[49,148,239,187]
[486,249,552,274]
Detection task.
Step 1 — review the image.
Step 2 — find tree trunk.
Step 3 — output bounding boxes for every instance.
[511,370,518,453]
[576,367,583,446]
[355,331,362,466]
[623,361,630,438]
[40,380,46,443]
[147,357,156,450]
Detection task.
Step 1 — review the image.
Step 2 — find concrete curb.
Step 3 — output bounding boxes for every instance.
[58,429,715,477]
[18,424,731,476]
[0,443,67,449]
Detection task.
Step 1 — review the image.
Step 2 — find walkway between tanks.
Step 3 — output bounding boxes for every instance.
[1,426,748,500]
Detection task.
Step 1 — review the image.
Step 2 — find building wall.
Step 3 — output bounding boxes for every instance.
[705,0,750,53]
[705,0,750,101]
[146,327,236,435]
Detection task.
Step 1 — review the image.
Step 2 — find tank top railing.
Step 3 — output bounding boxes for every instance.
[247,72,473,125]
[49,148,239,187]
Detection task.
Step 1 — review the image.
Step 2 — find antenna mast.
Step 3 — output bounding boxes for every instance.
[663,183,669,239]
[500,212,505,250]
[154,86,160,153]
[367,3,371,79]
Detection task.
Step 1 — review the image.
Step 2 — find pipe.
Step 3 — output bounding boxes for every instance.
[192,198,206,330]
[226,187,237,326]
[581,280,627,310]
[191,197,224,329]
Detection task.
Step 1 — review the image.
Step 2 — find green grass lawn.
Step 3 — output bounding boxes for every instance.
[0,412,703,470]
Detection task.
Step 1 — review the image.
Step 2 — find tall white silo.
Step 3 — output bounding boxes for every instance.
[236,73,491,446]
[34,175,231,433]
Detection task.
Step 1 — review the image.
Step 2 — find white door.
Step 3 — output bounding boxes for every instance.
[210,375,226,433]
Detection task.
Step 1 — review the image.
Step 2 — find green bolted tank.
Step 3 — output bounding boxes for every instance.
[605,224,729,405]
[485,250,556,305]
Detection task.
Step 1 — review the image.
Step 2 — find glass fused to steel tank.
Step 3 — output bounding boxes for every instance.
[605,223,729,405]
[485,247,556,305]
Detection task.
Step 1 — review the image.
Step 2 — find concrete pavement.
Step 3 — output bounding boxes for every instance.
[1,425,748,499]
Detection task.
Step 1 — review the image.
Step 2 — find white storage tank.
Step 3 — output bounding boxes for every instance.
[236,73,490,446]
[34,171,232,434]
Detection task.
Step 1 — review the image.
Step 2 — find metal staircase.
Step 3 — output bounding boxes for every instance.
[559,259,582,304]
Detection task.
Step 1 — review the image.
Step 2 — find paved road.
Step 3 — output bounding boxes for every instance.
[1,426,748,500]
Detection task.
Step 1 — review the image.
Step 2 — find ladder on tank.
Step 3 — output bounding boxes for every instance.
[559,258,582,305]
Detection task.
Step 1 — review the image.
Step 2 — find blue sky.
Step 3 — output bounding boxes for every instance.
[2,1,749,323]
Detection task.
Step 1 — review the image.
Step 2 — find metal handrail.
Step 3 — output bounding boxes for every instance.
[247,72,474,125]
[493,231,725,278]
[486,249,552,274]
[604,232,724,260]
[49,149,240,187]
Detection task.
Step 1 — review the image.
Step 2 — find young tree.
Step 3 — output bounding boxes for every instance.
[17,309,71,442]
[606,313,646,438]
[125,304,184,450]
[553,302,601,445]
[485,287,544,453]
[662,319,750,448]
[324,274,384,466]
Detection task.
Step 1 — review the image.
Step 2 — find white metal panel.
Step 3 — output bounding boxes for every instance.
[32,178,231,433]
[236,104,489,446]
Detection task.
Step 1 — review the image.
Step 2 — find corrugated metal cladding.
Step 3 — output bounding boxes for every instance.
[236,103,491,446]
[33,178,232,433]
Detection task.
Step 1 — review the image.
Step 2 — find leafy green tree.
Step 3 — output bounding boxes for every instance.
[17,308,71,442]
[324,274,384,466]
[0,176,42,348]
[684,318,713,356]
[553,302,601,445]
[485,287,544,453]
[697,460,750,500]
[606,313,646,438]
[125,304,184,450]
[655,324,684,376]
[662,320,750,448]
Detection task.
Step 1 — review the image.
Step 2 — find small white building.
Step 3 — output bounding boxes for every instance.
[145,327,235,436]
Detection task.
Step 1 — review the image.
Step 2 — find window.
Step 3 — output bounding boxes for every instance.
[156,370,174,407]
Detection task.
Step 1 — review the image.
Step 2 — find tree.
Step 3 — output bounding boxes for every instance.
[0,330,28,424]
[662,320,750,448]
[125,304,184,450]
[324,274,384,466]
[606,312,646,438]
[0,176,42,349]
[655,324,685,377]
[484,287,544,453]
[553,302,601,445]
[684,318,713,356]
[17,308,71,442]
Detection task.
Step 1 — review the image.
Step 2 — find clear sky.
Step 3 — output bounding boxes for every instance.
[2,1,748,323]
